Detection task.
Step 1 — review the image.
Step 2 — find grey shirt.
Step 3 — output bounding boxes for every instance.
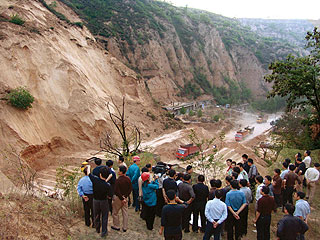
[178,181,195,201]
[240,186,252,204]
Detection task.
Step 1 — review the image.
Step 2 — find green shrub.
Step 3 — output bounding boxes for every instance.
[189,110,195,116]
[180,106,186,115]
[7,87,34,109]
[197,109,203,118]
[212,115,220,122]
[9,14,25,26]
[72,22,83,28]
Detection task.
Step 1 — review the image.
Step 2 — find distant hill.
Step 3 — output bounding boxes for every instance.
[238,18,315,55]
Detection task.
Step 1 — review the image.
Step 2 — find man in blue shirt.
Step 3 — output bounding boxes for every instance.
[225,180,247,240]
[203,189,228,240]
[294,192,310,240]
[77,165,94,227]
[126,155,141,212]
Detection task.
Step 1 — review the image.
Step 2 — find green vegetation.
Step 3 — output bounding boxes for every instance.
[188,110,195,116]
[265,28,320,124]
[9,14,25,26]
[250,96,286,113]
[197,109,203,117]
[180,106,186,114]
[6,87,34,110]
[39,0,83,27]
[272,111,320,149]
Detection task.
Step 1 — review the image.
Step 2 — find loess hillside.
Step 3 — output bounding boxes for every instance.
[0,0,173,172]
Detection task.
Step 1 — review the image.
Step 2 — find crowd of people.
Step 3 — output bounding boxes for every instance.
[77,150,319,240]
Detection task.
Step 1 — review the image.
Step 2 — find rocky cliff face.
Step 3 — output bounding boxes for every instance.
[58,0,302,102]
[0,0,164,170]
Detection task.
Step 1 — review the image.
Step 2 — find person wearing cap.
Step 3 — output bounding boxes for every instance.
[77,164,94,227]
[126,155,141,212]
[159,189,186,240]
[141,172,159,230]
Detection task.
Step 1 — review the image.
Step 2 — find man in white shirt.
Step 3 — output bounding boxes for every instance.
[203,189,228,240]
[303,150,312,169]
[304,163,320,205]
[255,175,264,202]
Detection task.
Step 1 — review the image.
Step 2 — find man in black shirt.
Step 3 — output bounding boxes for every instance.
[92,157,103,177]
[163,169,178,203]
[192,175,209,233]
[106,160,116,214]
[88,165,113,238]
[160,190,186,240]
[277,204,308,240]
[242,154,250,173]
[295,158,306,192]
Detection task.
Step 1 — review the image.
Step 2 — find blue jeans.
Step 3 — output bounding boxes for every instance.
[203,220,222,240]
[132,188,140,211]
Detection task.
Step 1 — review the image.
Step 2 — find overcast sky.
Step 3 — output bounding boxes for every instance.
[169,0,320,20]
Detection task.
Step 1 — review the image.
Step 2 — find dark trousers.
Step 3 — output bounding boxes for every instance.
[156,188,165,217]
[256,215,271,240]
[182,204,193,232]
[283,186,294,206]
[93,199,109,235]
[132,188,140,211]
[193,201,206,232]
[203,220,223,240]
[165,233,182,240]
[226,210,241,240]
[140,201,146,220]
[240,205,248,237]
[108,197,113,214]
[274,193,282,207]
[82,194,94,227]
[144,204,156,230]
[249,180,256,203]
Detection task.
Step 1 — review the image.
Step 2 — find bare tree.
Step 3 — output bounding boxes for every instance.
[100,96,141,157]
[2,147,36,195]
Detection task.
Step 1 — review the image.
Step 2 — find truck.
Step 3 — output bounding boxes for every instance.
[235,126,255,141]
[176,144,199,160]
[256,115,268,123]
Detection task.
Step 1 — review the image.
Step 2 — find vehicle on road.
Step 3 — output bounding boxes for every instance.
[176,144,199,160]
[256,115,268,123]
[235,126,255,141]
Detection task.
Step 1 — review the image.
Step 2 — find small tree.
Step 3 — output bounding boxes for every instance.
[6,87,34,109]
[180,106,186,115]
[188,129,224,183]
[197,109,203,118]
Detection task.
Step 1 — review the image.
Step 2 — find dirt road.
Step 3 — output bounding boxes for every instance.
[225,112,281,142]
